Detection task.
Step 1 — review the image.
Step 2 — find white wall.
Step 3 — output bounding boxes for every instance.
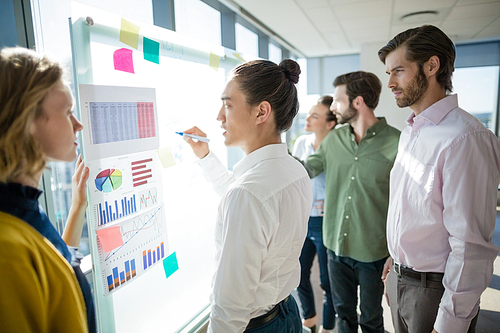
[360,42,409,131]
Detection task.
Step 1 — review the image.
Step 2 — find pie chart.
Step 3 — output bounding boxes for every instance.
[95,169,123,193]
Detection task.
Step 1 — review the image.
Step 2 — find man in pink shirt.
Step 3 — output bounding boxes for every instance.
[378,25,500,333]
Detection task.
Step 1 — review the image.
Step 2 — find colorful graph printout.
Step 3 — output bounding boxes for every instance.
[98,205,167,296]
[95,169,123,192]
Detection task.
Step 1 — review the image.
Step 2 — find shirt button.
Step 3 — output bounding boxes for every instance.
[345,215,349,219]
[354,157,358,161]
[373,132,376,135]
[344,233,347,236]
[351,177,355,180]
[348,196,352,200]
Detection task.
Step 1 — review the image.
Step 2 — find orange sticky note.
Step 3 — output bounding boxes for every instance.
[113,48,135,73]
[119,18,140,49]
[209,51,220,71]
[96,226,124,252]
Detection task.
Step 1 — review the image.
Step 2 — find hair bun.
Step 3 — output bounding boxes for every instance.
[279,59,300,84]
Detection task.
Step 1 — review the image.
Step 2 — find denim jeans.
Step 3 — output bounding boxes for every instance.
[327,250,386,333]
[244,295,302,333]
[296,216,336,329]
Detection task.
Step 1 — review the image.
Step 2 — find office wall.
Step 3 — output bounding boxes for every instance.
[360,41,409,131]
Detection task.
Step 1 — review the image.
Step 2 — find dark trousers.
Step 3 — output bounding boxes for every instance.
[244,295,302,333]
[327,250,386,333]
[386,269,479,333]
[297,216,336,330]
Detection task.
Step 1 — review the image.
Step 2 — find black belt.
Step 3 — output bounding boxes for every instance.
[246,296,290,330]
[393,261,444,283]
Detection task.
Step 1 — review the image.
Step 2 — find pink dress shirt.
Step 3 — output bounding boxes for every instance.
[387,94,500,333]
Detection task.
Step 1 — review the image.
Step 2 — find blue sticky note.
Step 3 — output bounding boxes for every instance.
[143,37,160,64]
[163,252,179,278]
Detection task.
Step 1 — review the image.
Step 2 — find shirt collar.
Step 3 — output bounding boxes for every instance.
[0,182,42,212]
[349,117,388,137]
[406,94,458,126]
[233,143,288,178]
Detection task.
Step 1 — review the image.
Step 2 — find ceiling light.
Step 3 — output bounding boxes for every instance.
[400,10,439,23]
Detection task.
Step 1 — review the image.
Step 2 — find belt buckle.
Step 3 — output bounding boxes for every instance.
[393,262,402,277]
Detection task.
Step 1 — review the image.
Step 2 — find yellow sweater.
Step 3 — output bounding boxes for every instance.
[0,211,88,332]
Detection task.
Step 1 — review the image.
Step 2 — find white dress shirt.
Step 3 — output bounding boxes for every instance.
[196,143,312,333]
[387,94,500,333]
[292,134,326,217]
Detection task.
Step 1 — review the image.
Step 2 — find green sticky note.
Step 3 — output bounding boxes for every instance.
[163,252,179,278]
[143,37,160,64]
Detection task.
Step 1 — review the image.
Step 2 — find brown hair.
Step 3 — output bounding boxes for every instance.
[333,71,381,109]
[0,47,64,183]
[317,95,336,123]
[378,25,455,93]
[230,59,301,132]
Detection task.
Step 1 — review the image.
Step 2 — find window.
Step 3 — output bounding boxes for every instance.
[235,22,259,57]
[453,66,499,132]
[268,42,282,64]
[174,0,222,45]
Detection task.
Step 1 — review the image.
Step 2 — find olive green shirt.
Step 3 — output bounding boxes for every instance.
[303,117,400,262]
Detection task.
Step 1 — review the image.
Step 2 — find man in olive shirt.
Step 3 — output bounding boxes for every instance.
[301,71,400,333]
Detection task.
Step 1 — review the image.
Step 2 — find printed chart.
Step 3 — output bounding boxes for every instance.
[89,101,156,145]
[95,169,123,192]
[98,205,168,295]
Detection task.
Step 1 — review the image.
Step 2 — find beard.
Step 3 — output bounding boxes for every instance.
[337,104,358,125]
[395,67,428,108]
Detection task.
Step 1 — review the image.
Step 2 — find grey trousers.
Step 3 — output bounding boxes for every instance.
[386,270,478,333]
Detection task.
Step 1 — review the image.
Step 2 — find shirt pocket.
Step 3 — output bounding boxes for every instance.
[405,161,436,210]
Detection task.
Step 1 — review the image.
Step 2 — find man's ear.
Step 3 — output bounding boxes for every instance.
[426,55,440,77]
[256,101,272,124]
[352,96,364,110]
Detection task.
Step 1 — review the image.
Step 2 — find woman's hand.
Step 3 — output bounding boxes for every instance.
[62,155,90,247]
[183,126,210,159]
[71,155,90,210]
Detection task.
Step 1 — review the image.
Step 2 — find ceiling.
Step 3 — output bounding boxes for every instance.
[229,0,500,58]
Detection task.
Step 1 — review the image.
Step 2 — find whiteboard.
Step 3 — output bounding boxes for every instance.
[70,2,253,332]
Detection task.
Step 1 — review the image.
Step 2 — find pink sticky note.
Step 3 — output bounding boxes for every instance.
[113,48,135,74]
[96,226,124,252]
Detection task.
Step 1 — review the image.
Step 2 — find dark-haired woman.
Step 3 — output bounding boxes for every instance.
[184,59,312,333]
[293,96,337,333]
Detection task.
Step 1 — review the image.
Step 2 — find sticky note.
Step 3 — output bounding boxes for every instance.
[233,52,246,63]
[119,18,140,49]
[209,51,220,71]
[163,252,179,278]
[157,147,176,168]
[113,48,135,74]
[96,226,124,253]
[143,37,160,64]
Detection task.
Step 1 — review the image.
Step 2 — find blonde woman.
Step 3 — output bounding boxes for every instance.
[292,96,337,333]
[0,47,95,332]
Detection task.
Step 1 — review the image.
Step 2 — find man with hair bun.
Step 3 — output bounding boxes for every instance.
[379,25,500,333]
[183,59,312,332]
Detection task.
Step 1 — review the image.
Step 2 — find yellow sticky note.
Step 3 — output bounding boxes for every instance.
[119,18,140,49]
[233,52,246,63]
[157,147,176,168]
[209,52,220,71]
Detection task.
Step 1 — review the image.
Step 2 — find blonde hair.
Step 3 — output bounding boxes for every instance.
[0,47,64,183]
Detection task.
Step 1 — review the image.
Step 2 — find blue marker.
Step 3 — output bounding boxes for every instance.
[175,132,210,143]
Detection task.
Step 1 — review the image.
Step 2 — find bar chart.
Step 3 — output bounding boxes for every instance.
[142,242,165,270]
[95,194,137,226]
[107,259,137,292]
